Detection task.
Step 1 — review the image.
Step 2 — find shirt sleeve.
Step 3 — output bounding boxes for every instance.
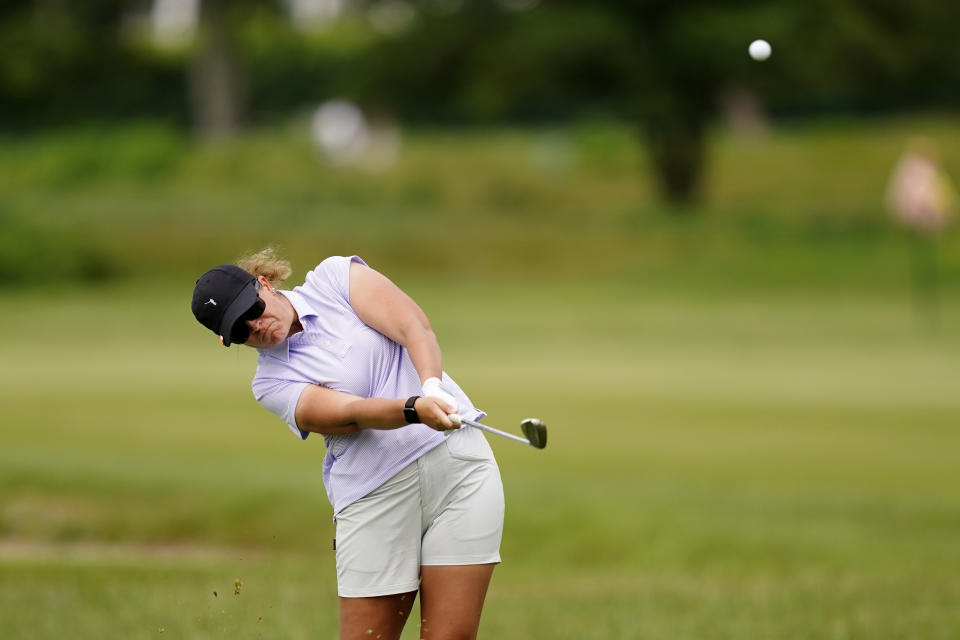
[252,376,312,440]
[306,255,367,308]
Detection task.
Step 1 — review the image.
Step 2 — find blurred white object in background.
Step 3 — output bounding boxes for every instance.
[288,0,345,31]
[748,39,772,61]
[311,100,401,171]
[886,137,956,232]
[151,0,199,48]
[312,100,370,165]
[368,1,417,36]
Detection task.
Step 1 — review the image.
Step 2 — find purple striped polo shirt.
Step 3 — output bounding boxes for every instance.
[251,256,485,514]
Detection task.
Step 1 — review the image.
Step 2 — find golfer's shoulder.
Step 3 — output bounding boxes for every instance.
[303,255,367,296]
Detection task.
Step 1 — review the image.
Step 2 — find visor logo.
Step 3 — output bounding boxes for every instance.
[205,298,217,306]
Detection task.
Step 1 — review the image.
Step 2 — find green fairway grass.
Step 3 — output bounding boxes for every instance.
[2,280,958,638]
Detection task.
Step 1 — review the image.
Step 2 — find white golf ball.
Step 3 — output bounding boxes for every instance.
[749,39,771,61]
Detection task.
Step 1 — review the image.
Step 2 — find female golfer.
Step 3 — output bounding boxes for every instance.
[191,248,504,640]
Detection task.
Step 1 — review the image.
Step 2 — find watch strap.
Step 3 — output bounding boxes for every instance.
[403,396,421,424]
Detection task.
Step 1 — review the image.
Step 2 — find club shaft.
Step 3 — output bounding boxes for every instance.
[460,417,532,446]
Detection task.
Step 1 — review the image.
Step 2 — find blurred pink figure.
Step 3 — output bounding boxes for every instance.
[886,137,956,232]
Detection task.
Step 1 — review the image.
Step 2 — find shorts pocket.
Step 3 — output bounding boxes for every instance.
[444,425,494,462]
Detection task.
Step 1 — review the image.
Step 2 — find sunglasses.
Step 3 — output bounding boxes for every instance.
[229,297,266,345]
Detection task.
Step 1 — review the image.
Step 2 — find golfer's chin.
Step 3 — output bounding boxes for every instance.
[247,334,282,350]
[245,325,286,349]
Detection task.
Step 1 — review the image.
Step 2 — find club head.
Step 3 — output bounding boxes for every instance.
[520,418,547,449]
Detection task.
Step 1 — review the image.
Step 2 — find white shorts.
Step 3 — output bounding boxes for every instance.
[334,426,505,598]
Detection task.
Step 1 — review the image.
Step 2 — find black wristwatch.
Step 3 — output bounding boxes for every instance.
[403,396,421,424]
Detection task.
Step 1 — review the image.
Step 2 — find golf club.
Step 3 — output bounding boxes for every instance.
[451,415,548,449]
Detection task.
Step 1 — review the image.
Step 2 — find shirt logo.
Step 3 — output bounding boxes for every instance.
[205,298,217,306]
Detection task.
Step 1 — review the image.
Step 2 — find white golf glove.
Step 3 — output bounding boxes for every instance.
[422,376,460,420]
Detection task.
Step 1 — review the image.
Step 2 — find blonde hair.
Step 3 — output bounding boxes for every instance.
[236,247,293,288]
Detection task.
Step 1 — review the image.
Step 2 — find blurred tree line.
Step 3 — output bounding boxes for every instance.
[1,0,958,204]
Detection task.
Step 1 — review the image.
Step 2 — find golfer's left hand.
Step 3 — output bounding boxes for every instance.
[415,396,461,431]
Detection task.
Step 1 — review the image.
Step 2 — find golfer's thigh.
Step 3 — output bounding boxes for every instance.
[339,591,416,640]
[419,564,496,640]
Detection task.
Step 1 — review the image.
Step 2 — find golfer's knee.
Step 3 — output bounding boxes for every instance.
[420,617,480,640]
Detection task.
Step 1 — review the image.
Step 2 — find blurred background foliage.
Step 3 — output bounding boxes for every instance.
[0,0,958,286]
[4,0,959,128]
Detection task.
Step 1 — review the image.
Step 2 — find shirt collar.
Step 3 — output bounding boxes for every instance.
[282,288,316,322]
[257,289,313,362]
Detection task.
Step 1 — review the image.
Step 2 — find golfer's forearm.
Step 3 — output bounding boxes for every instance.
[297,397,409,435]
[347,397,414,431]
[403,329,444,385]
